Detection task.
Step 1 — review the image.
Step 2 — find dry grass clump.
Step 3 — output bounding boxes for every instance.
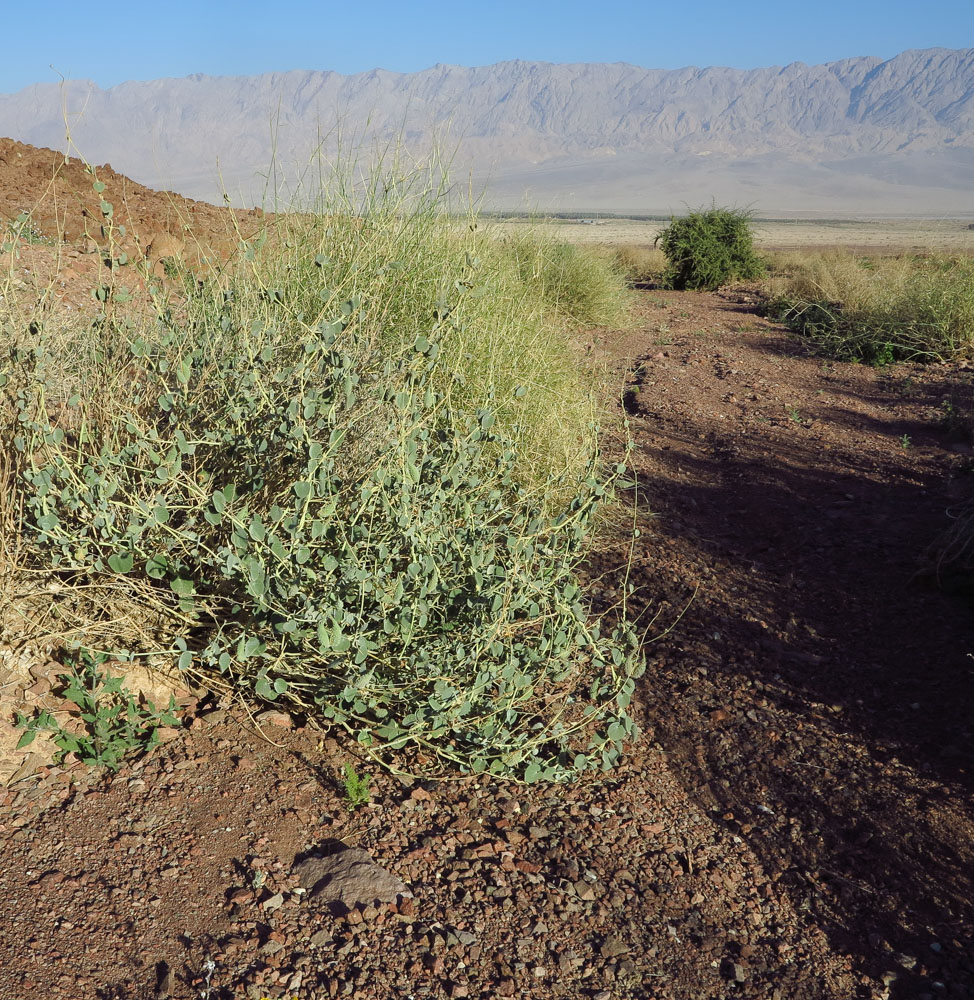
[767,250,916,310]
[934,502,974,577]
[766,251,974,364]
[608,244,665,286]
[493,229,633,329]
[246,206,628,481]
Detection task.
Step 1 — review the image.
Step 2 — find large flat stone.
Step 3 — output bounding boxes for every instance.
[293,847,411,906]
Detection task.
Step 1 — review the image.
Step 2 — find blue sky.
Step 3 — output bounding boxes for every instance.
[4,0,972,93]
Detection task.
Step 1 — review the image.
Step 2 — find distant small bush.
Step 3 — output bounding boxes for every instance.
[656,207,764,290]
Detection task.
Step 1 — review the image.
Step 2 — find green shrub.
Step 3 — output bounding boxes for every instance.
[656,206,764,290]
[4,306,640,780]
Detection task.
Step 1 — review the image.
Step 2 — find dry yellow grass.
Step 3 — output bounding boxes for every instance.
[764,251,918,312]
[765,250,974,363]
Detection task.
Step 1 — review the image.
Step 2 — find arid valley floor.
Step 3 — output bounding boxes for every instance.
[1,142,972,1000]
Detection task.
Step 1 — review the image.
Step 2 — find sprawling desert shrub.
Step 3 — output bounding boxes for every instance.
[0,160,642,781]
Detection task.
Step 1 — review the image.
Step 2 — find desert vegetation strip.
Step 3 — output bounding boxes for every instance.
[766,251,974,364]
[597,209,974,368]
[490,216,974,253]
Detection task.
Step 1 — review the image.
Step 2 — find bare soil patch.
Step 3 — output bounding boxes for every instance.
[589,287,974,998]
[0,136,263,253]
[0,137,266,318]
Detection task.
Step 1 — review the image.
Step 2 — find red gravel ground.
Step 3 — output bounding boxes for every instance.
[1,142,972,1000]
[0,136,263,251]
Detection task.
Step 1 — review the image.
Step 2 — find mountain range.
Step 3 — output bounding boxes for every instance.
[1,48,972,216]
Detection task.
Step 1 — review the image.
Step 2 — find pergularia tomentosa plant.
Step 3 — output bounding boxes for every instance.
[4,265,641,783]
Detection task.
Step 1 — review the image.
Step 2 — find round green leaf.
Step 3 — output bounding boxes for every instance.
[145,554,168,580]
[107,552,134,574]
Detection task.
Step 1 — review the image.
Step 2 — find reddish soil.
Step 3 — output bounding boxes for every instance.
[1,144,973,1000]
[591,289,974,998]
[0,137,266,317]
[0,136,263,252]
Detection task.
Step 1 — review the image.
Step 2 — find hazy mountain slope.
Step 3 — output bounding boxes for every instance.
[1,48,972,215]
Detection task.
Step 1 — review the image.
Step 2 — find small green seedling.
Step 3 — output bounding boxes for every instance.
[3,210,55,250]
[900,434,912,449]
[342,762,371,809]
[15,649,180,771]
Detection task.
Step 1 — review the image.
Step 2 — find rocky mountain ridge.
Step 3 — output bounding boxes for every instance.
[1,48,972,214]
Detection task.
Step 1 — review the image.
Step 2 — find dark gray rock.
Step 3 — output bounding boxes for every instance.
[293,847,411,906]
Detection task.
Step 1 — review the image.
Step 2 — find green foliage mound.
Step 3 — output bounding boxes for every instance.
[5,306,640,780]
[656,207,764,291]
[0,166,642,782]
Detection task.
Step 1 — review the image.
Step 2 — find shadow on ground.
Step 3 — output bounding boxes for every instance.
[597,301,974,997]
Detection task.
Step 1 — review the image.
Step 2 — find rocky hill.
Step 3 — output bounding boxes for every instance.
[1,48,972,215]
